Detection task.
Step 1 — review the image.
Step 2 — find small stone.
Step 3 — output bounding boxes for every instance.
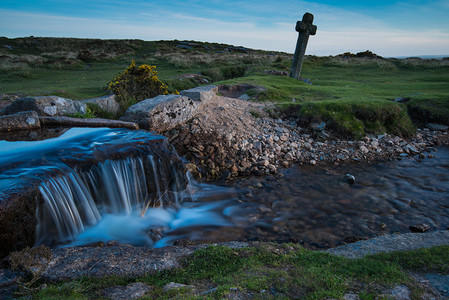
[403,145,419,155]
[258,205,272,213]
[163,282,193,291]
[359,145,369,154]
[309,159,317,165]
[343,293,359,300]
[409,224,430,233]
[103,282,152,300]
[344,174,356,184]
[258,160,270,167]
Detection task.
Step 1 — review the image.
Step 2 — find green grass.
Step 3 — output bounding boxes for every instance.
[216,58,448,137]
[21,244,449,299]
[1,37,448,138]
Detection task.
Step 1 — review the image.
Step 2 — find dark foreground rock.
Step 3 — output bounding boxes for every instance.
[325,230,449,259]
[0,111,40,132]
[42,242,248,282]
[0,187,38,259]
[42,245,199,281]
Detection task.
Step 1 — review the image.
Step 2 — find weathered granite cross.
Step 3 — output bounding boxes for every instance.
[290,12,317,79]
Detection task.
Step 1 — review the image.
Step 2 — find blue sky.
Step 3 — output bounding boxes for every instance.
[1,0,448,56]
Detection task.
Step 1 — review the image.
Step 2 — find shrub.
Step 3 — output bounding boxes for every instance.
[108,60,170,113]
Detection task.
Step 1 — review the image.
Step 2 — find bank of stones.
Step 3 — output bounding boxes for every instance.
[168,115,449,182]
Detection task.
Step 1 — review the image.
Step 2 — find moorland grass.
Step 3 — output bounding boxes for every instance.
[29,244,449,299]
[1,38,448,137]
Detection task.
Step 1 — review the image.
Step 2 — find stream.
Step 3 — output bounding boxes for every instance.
[1,128,448,250]
[226,147,449,248]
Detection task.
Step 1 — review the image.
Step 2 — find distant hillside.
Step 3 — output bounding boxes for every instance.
[0,37,278,65]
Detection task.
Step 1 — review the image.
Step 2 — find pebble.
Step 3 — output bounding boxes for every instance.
[344,174,356,184]
[409,224,430,233]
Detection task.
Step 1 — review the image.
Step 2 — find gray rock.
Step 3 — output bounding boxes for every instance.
[120,94,199,133]
[102,282,151,300]
[180,85,217,106]
[388,285,411,300]
[0,269,24,288]
[359,145,369,154]
[42,245,204,281]
[424,273,449,298]
[426,123,449,131]
[3,96,86,117]
[393,97,410,103]
[325,230,449,259]
[163,282,194,291]
[343,293,359,300]
[238,94,251,100]
[0,269,23,300]
[83,95,120,115]
[0,111,40,132]
[403,144,419,155]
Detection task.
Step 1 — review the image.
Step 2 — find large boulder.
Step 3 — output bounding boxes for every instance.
[2,96,86,117]
[83,95,120,115]
[120,94,200,133]
[180,85,217,106]
[0,111,40,132]
[0,187,38,259]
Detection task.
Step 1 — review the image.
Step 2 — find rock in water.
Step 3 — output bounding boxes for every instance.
[344,174,356,184]
[120,94,199,133]
[409,224,430,233]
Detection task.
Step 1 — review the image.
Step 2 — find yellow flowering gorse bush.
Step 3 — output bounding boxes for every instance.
[108,60,170,112]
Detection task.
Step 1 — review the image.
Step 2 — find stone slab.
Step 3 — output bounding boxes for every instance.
[325,230,449,259]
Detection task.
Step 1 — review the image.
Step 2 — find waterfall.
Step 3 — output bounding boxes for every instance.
[35,155,187,246]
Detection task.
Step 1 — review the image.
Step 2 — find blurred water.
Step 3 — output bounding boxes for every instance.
[230,147,449,248]
[2,128,448,250]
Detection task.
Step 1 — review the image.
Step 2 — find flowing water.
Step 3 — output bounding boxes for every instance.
[230,147,449,248]
[1,128,448,250]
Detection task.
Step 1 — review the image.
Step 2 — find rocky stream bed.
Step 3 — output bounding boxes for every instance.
[1,86,449,299]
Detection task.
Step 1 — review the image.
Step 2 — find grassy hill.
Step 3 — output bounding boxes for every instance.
[1,37,448,138]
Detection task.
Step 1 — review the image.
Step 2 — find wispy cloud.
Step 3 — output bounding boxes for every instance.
[1,0,448,57]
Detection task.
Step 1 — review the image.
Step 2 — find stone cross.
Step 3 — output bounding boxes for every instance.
[290,12,317,79]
